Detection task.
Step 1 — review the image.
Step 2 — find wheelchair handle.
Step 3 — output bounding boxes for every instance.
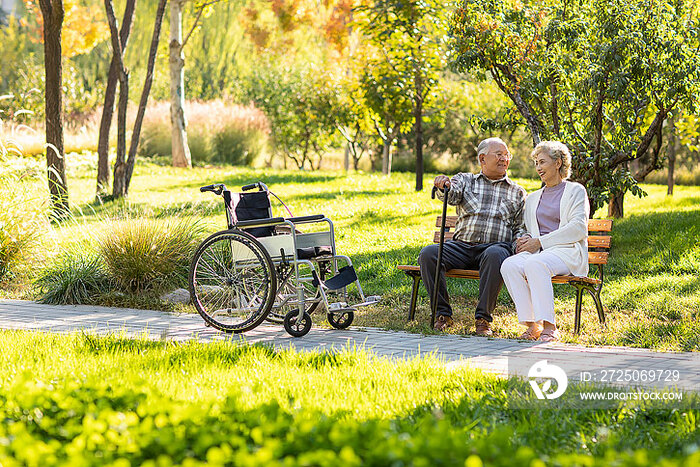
[200,184,226,195]
[242,182,269,192]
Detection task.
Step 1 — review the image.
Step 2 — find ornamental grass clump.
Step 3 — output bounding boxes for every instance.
[99,216,205,292]
[0,179,47,281]
[36,251,111,305]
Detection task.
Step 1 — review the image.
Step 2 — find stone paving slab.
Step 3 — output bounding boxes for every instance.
[1,299,698,392]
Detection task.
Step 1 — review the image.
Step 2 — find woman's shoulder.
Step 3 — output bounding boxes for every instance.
[565,181,587,196]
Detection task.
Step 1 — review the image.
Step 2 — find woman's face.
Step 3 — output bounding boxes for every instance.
[534,153,562,186]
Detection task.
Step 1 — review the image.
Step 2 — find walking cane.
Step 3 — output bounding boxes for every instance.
[430,184,450,328]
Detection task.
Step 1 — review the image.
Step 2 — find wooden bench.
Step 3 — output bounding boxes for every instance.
[397,217,613,334]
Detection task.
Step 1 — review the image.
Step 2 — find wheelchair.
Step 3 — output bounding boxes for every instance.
[188,181,380,337]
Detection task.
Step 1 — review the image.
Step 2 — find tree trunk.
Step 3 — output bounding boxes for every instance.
[414,62,424,191]
[667,116,677,196]
[169,0,191,168]
[344,143,350,171]
[122,0,168,196]
[105,0,130,199]
[96,0,136,199]
[382,138,392,175]
[38,0,69,217]
[111,70,129,197]
[608,191,624,218]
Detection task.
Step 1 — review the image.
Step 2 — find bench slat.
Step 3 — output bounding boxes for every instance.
[432,231,456,243]
[436,216,458,229]
[588,235,611,249]
[588,251,608,264]
[432,232,611,250]
[588,219,613,232]
[437,217,613,233]
[397,264,601,285]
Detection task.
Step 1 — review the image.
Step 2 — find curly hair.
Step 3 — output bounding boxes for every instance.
[530,141,572,179]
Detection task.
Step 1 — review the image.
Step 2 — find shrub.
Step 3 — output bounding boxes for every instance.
[36,252,112,305]
[138,100,269,166]
[212,124,265,165]
[0,129,47,280]
[98,216,206,292]
[643,166,700,186]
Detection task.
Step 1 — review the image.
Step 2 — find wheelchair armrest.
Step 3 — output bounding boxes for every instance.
[286,214,325,224]
[235,217,285,228]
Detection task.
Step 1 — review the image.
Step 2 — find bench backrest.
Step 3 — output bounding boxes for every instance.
[434,217,613,265]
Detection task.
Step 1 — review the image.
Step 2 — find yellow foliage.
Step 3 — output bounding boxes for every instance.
[23,0,109,58]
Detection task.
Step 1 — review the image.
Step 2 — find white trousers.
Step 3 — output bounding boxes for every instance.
[500,251,571,325]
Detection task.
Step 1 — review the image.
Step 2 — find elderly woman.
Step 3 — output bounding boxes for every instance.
[500,141,590,342]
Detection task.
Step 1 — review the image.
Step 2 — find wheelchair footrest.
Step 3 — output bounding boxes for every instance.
[328,302,355,313]
[323,266,357,290]
[354,295,381,307]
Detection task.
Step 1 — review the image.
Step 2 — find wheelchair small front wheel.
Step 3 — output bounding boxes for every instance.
[283,310,312,337]
[328,311,354,329]
[189,230,276,333]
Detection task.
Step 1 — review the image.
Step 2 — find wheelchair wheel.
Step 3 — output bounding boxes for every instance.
[327,310,354,329]
[283,310,312,337]
[189,230,276,333]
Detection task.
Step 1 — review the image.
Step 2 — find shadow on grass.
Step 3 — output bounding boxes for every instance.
[620,320,700,351]
[67,200,225,225]
[283,189,388,202]
[608,208,700,276]
[164,171,346,192]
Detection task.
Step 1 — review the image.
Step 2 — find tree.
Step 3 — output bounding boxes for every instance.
[450,0,700,217]
[37,0,69,217]
[354,44,413,175]
[246,64,343,170]
[96,0,135,199]
[355,0,448,188]
[105,0,168,199]
[169,0,191,168]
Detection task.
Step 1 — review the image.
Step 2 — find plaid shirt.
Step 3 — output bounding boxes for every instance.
[437,172,526,245]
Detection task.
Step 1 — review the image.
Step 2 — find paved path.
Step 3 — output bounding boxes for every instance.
[1,299,698,393]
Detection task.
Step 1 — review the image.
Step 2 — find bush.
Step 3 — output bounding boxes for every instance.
[0,158,47,281]
[212,124,265,165]
[643,166,700,186]
[36,252,112,305]
[98,216,206,292]
[138,100,269,166]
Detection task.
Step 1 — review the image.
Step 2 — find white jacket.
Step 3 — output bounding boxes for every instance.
[523,181,590,277]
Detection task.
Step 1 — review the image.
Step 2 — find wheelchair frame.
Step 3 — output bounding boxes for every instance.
[188,182,378,337]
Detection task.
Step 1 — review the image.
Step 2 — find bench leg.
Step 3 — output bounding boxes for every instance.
[573,285,584,335]
[587,288,606,326]
[407,274,421,321]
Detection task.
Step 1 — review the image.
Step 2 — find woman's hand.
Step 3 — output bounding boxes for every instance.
[515,234,530,254]
[516,237,541,254]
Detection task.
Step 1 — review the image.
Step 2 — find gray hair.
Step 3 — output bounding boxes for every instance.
[476,137,509,159]
[531,141,572,179]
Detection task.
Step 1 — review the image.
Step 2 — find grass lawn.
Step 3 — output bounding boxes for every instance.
[0,331,698,466]
[3,154,700,350]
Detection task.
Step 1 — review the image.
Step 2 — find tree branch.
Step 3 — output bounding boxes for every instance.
[181,0,221,49]
[634,114,664,181]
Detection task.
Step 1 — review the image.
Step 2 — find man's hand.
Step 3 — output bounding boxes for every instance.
[516,236,541,254]
[434,175,451,190]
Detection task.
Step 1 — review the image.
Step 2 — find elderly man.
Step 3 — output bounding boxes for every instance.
[418,137,526,335]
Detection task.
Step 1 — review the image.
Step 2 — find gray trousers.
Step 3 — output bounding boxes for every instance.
[418,240,513,322]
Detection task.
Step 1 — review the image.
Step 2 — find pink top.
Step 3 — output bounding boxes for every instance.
[536,181,567,236]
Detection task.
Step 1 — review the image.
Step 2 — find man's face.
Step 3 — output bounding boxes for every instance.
[479,142,511,179]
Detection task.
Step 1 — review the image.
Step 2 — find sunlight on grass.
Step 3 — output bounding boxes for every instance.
[4,154,700,350]
[0,331,697,465]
